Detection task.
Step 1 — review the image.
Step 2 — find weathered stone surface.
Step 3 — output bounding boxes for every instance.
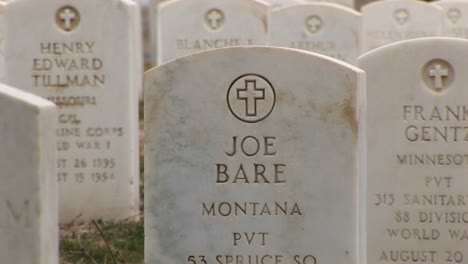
[304,0,354,8]
[433,0,468,39]
[157,0,269,64]
[145,46,365,264]
[359,37,468,264]
[0,84,58,264]
[269,2,361,64]
[0,0,141,223]
[361,0,444,53]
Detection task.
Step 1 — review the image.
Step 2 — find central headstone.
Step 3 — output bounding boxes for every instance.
[157,0,269,64]
[145,47,364,263]
[0,0,141,223]
[0,84,58,264]
[359,37,468,264]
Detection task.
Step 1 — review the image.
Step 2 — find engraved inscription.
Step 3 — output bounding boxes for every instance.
[394,9,410,26]
[290,41,345,61]
[448,8,462,24]
[372,103,468,262]
[176,38,254,51]
[401,105,468,144]
[305,15,322,34]
[56,6,80,32]
[29,39,122,185]
[0,200,35,228]
[192,132,315,263]
[422,59,454,93]
[32,42,105,89]
[227,74,275,123]
[205,9,224,31]
[366,30,435,49]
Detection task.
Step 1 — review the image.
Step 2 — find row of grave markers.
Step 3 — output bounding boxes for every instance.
[150,0,468,66]
[0,0,467,263]
[5,37,467,263]
[144,38,468,263]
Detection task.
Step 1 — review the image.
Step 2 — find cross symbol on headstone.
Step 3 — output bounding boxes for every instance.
[429,64,449,90]
[237,80,265,117]
[207,10,222,30]
[60,8,76,31]
[394,10,409,25]
[307,16,322,33]
[448,8,461,24]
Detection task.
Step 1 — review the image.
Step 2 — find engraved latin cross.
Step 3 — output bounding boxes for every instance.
[429,64,448,90]
[60,8,76,30]
[237,80,265,117]
[307,16,322,33]
[207,10,222,30]
[394,9,409,25]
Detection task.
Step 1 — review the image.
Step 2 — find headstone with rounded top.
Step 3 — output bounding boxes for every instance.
[156,0,269,64]
[145,46,365,264]
[433,0,468,39]
[359,37,468,264]
[361,0,444,53]
[269,2,361,64]
[0,0,141,223]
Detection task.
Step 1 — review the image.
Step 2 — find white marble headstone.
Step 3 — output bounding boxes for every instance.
[0,0,141,223]
[0,84,57,264]
[157,0,269,64]
[148,0,165,66]
[361,0,444,53]
[303,0,354,9]
[433,0,468,39]
[359,37,468,264]
[269,2,361,64]
[145,46,365,264]
[264,0,306,8]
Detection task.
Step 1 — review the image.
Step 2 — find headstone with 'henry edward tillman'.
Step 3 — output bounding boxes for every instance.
[0,84,58,264]
[359,37,468,264]
[145,46,365,264]
[0,0,141,223]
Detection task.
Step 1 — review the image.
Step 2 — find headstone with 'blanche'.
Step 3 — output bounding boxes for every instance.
[157,0,269,64]
[145,46,365,264]
[432,0,468,39]
[361,0,444,53]
[0,0,141,223]
[359,37,468,264]
[0,84,58,264]
[269,2,361,65]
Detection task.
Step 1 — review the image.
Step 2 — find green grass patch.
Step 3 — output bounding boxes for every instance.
[60,220,144,264]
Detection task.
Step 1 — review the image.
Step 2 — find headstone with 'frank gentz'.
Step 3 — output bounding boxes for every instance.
[145,46,365,264]
[359,37,468,264]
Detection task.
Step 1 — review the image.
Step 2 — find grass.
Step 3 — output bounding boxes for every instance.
[60,220,144,264]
